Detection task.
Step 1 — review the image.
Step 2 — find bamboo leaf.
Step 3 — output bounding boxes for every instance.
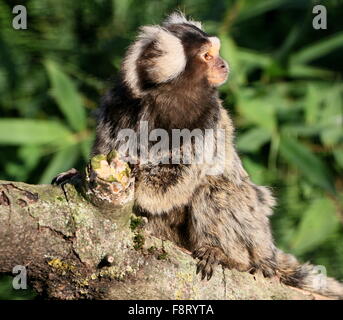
[291,32,343,65]
[237,91,277,132]
[291,198,339,255]
[279,134,335,193]
[0,119,74,146]
[236,0,293,23]
[237,127,271,152]
[45,60,86,132]
[288,64,334,79]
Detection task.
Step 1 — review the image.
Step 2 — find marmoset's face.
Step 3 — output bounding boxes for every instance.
[165,23,229,87]
[198,37,229,87]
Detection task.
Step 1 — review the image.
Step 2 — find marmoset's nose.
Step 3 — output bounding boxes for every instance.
[220,60,229,73]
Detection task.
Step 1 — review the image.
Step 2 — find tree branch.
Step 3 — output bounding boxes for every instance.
[0,154,327,299]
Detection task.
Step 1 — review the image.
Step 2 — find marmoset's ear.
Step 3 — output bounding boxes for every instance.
[163,11,202,30]
[122,25,186,97]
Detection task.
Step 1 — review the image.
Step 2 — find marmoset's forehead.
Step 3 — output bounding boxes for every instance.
[165,23,220,55]
[165,23,220,53]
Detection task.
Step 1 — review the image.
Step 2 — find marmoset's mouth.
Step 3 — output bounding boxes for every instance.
[208,71,229,86]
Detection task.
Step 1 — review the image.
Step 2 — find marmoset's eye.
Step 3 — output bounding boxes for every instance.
[203,52,213,61]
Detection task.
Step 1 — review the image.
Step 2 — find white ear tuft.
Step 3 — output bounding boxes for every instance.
[164,11,202,30]
[147,28,186,84]
[122,27,160,97]
[122,26,186,97]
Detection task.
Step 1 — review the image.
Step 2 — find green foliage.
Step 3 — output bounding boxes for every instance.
[290,198,340,255]
[0,0,343,299]
[0,119,73,146]
[45,60,87,132]
[279,134,335,193]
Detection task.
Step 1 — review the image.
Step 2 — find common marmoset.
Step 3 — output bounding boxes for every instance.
[55,12,343,298]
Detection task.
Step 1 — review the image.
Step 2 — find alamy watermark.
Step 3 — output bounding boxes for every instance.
[12,265,27,290]
[313,5,327,29]
[11,4,328,31]
[12,5,27,30]
[115,121,226,175]
[311,265,328,292]
[8,263,330,292]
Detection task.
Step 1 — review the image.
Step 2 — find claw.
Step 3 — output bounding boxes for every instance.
[207,267,213,280]
[201,269,207,281]
[196,264,201,275]
[193,246,224,281]
[51,168,79,185]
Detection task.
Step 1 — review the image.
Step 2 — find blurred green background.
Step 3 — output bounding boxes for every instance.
[0,0,342,299]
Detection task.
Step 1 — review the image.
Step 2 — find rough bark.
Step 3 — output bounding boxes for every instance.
[0,178,330,300]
